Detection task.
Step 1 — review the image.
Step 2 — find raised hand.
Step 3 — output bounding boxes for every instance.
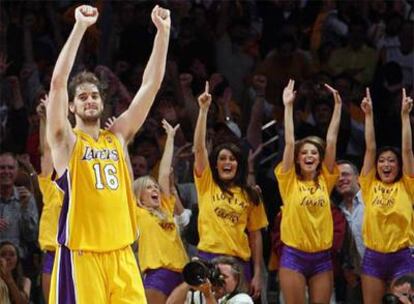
[75,5,99,28]
[0,218,8,232]
[361,88,373,115]
[151,5,171,32]
[248,144,264,165]
[324,83,342,105]
[17,186,31,209]
[104,116,117,130]
[36,94,49,120]
[162,119,180,137]
[282,79,296,106]
[401,88,413,115]
[198,81,212,110]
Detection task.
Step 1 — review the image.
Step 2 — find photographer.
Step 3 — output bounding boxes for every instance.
[382,275,414,304]
[167,257,253,304]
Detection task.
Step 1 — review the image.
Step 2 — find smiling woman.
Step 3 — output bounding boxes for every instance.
[133,119,188,304]
[359,88,414,304]
[192,82,268,300]
[274,80,342,304]
[0,241,31,304]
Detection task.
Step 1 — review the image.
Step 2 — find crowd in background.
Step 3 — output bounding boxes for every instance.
[0,0,413,303]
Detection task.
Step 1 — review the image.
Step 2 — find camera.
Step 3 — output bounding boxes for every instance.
[382,293,413,304]
[182,260,225,287]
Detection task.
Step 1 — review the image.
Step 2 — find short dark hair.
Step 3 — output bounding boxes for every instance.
[68,71,105,102]
[392,274,414,289]
[336,160,359,175]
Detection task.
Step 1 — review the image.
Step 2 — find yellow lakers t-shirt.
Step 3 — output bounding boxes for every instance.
[38,175,62,251]
[136,195,188,272]
[360,169,414,253]
[194,164,268,261]
[56,129,137,251]
[274,164,339,252]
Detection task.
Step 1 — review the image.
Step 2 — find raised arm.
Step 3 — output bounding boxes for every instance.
[110,6,171,143]
[401,88,414,176]
[324,84,342,173]
[38,95,53,177]
[47,5,98,175]
[280,79,296,173]
[360,88,376,176]
[193,82,212,176]
[158,119,180,196]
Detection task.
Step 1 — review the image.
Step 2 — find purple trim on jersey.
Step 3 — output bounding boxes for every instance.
[57,246,76,304]
[42,251,55,274]
[197,250,253,282]
[56,170,70,246]
[361,247,414,281]
[144,268,183,296]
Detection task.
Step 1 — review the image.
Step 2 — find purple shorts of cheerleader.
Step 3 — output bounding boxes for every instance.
[42,251,56,274]
[280,245,332,278]
[361,247,414,281]
[143,268,183,296]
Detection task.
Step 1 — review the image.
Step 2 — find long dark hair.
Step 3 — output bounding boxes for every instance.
[0,241,25,291]
[375,146,403,182]
[209,142,261,205]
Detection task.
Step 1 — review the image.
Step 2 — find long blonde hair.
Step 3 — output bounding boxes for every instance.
[133,175,168,222]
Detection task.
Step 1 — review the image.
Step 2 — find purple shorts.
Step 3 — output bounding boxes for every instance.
[280,245,332,278]
[42,251,55,274]
[361,247,414,281]
[143,268,183,296]
[197,250,252,282]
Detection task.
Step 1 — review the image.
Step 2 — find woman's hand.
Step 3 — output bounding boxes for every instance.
[282,79,296,106]
[198,82,212,111]
[361,88,373,115]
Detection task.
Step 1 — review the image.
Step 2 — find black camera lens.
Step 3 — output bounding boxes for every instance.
[382,293,403,304]
[182,261,209,286]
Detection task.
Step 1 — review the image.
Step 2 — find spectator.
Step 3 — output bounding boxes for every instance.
[328,18,378,86]
[130,151,149,179]
[335,160,364,303]
[0,241,31,304]
[167,256,253,304]
[385,274,414,304]
[0,152,38,259]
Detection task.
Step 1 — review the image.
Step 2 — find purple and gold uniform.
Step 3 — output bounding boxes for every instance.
[137,195,188,296]
[49,129,145,304]
[275,164,339,276]
[38,175,62,274]
[359,169,414,280]
[194,164,268,261]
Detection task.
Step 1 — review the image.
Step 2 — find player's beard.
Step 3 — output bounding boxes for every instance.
[76,108,103,124]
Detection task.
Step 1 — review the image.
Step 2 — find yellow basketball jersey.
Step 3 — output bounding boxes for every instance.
[38,175,62,251]
[55,129,137,251]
